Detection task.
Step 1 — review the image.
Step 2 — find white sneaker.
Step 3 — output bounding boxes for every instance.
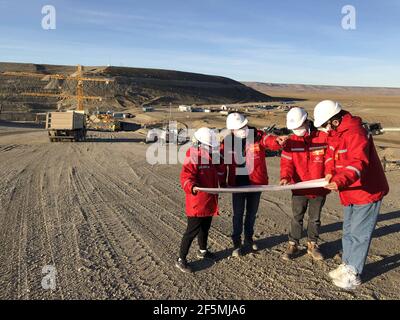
[328,263,347,280]
[332,265,361,290]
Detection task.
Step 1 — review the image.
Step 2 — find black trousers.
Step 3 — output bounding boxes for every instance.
[179,216,213,260]
[289,195,326,244]
[232,192,262,247]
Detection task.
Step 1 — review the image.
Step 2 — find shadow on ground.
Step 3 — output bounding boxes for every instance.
[85,137,145,143]
[0,120,44,129]
[363,253,400,282]
[192,210,400,275]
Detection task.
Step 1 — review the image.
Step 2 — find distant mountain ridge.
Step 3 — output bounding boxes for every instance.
[244,82,400,96]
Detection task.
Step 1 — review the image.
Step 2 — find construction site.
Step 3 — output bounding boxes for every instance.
[0,62,399,300]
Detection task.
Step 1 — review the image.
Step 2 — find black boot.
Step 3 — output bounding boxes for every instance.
[244,238,259,252]
[232,239,242,257]
[197,250,216,260]
[175,258,193,273]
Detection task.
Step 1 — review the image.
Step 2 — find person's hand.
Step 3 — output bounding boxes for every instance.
[280,179,289,186]
[325,174,333,182]
[192,186,199,195]
[325,182,338,191]
[276,136,288,146]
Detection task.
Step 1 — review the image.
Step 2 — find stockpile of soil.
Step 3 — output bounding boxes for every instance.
[0,63,271,117]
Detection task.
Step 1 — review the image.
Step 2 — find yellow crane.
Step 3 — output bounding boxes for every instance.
[1,64,113,111]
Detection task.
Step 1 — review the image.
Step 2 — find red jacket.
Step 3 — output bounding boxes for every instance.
[325,112,389,206]
[221,129,281,186]
[280,129,330,198]
[180,147,226,217]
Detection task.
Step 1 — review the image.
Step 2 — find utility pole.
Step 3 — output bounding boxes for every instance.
[76,65,84,111]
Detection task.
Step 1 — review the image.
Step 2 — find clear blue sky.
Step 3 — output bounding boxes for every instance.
[1,0,399,87]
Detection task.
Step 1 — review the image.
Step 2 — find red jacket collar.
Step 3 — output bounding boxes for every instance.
[339,112,362,131]
[329,111,363,136]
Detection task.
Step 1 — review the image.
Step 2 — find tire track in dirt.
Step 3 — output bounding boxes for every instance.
[36,146,66,299]
[68,166,144,299]
[0,145,55,299]
[75,151,222,298]
[68,142,191,298]
[113,159,299,297]
[89,148,290,298]
[74,147,243,298]
[79,147,305,299]
[34,143,96,299]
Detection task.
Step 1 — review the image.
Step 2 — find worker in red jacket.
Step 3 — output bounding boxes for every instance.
[222,113,287,257]
[177,127,226,273]
[314,100,389,290]
[280,107,329,261]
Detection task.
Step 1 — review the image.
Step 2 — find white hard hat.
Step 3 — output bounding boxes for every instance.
[286,107,308,130]
[313,100,342,127]
[226,112,248,130]
[194,127,219,148]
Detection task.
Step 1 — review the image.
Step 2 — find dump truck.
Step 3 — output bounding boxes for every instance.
[46,111,87,142]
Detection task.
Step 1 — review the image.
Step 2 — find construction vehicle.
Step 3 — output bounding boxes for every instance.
[262,124,288,157]
[362,122,400,136]
[112,112,134,119]
[145,121,189,145]
[87,110,123,132]
[46,111,86,142]
[263,124,291,136]
[363,122,384,136]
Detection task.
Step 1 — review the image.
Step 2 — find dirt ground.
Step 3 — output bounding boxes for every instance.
[0,123,399,300]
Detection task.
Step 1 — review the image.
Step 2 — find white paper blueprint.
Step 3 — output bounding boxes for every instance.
[197,178,328,194]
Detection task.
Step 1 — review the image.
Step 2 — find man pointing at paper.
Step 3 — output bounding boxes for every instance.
[314,100,389,290]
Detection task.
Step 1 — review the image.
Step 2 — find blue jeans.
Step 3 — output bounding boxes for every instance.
[232,192,261,247]
[342,200,382,275]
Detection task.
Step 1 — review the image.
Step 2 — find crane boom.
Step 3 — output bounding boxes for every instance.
[1,64,114,111]
[1,72,112,82]
[21,92,105,100]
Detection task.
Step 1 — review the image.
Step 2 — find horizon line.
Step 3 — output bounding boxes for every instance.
[1,60,400,90]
